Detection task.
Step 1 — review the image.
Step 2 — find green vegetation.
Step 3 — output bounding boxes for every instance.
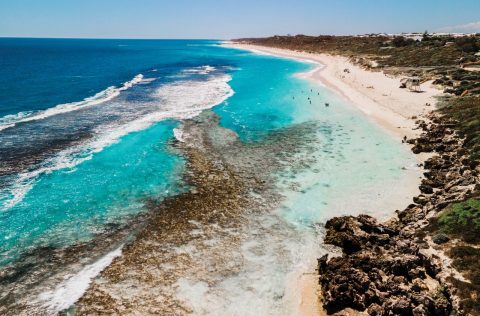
[428,202,480,314]
[428,198,480,243]
[440,71,480,96]
[454,36,479,53]
[448,277,480,314]
[239,34,480,95]
[449,246,480,273]
[391,36,415,47]
[238,34,480,67]
[439,97,480,159]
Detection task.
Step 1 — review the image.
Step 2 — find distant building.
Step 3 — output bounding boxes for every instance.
[355,32,475,41]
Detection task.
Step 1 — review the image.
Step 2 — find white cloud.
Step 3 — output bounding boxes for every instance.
[437,21,480,33]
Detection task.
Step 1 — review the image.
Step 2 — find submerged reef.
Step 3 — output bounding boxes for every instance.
[75,111,321,314]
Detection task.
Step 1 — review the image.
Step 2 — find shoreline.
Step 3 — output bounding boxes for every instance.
[2,41,425,316]
[2,38,476,316]
[224,42,443,315]
[224,43,441,143]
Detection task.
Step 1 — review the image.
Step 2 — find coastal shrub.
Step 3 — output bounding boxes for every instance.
[451,70,471,80]
[241,34,480,67]
[449,246,480,271]
[447,246,480,314]
[448,277,480,314]
[391,36,414,47]
[439,97,480,159]
[455,36,479,53]
[432,198,480,243]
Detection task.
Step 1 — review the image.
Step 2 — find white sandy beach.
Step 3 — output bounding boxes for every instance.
[225,43,441,142]
[225,42,443,316]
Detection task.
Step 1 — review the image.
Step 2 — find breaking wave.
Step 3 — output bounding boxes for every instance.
[0,73,234,210]
[0,74,144,132]
[38,245,123,313]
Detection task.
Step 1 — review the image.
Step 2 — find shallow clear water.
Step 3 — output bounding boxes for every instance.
[214,51,417,223]
[0,121,183,265]
[0,39,419,314]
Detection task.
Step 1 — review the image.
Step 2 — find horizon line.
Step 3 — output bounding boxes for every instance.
[1,31,478,41]
[0,36,226,41]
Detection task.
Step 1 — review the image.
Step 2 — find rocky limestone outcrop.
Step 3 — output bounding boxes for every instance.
[319,215,451,316]
[398,113,478,229]
[318,112,479,315]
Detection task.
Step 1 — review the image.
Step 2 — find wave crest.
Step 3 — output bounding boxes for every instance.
[0,74,144,132]
[0,73,234,210]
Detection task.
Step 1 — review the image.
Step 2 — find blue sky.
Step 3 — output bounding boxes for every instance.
[1,0,480,39]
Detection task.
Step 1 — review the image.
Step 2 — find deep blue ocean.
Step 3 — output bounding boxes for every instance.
[0,38,419,314]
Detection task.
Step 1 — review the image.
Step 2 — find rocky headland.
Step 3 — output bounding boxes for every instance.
[318,112,479,315]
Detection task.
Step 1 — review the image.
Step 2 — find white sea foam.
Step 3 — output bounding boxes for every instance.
[173,127,185,142]
[172,214,321,316]
[38,245,123,312]
[139,77,157,84]
[0,111,33,131]
[1,74,234,210]
[0,74,144,132]
[153,74,233,118]
[182,65,216,75]
[1,145,97,210]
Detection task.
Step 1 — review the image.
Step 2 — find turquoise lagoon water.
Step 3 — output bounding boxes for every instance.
[214,51,417,224]
[0,121,183,264]
[0,39,419,312]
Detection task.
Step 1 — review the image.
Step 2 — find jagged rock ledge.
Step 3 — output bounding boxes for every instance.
[317,112,479,316]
